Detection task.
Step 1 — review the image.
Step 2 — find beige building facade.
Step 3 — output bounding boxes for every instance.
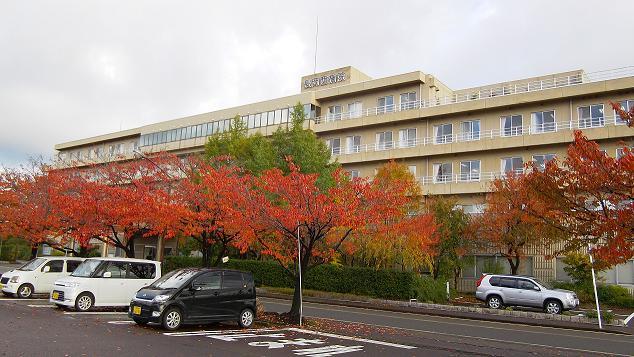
[55,65,634,292]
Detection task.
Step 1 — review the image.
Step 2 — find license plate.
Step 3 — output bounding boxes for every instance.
[52,292,59,300]
[133,306,141,315]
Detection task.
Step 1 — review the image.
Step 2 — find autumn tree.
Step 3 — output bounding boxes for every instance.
[523,130,633,264]
[242,162,417,321]
[351,161,436,272]
[173,157,255,267]
[471,172,562,275]
[426,196,472,285]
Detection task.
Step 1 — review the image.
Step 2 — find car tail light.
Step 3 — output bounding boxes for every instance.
[476,274,487,288]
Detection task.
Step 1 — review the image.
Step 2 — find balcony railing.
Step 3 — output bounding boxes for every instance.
[314,66,634,124]
[418,170,525,185]
[331,115,625,157]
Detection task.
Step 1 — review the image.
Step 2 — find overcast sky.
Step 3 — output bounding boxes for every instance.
[1,0,633,167]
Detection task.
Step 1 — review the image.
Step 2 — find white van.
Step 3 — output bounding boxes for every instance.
[50,257,161,311]
[1,257,85,298]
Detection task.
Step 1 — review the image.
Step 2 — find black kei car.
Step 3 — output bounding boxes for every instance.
[128,268,257,330]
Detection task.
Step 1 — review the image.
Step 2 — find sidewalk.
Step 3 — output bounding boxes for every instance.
[258,289,632,335]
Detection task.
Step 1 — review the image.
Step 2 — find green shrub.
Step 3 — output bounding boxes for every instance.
[552,281,634,308]
[161,257,448,302]
[584,310,615,324]
[0,238,32,262]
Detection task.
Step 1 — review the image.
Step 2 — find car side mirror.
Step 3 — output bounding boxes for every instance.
[43,266,51,273]
[190,284,202,291]
[533,286,540,291]
[102,271,112,278]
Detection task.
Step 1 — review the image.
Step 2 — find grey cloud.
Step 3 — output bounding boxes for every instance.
[1,0,633,167]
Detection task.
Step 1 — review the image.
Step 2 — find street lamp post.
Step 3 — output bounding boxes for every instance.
[297,225,303,326]
[588,244,602,329]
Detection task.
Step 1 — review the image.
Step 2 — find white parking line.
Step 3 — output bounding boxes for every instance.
[0,298,47,301]
[107,320,135,325]
[27,304,54,308]
[63,311,128,315]
[287,328,416,349]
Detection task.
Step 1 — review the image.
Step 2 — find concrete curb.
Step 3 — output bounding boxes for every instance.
[258,291,632,335]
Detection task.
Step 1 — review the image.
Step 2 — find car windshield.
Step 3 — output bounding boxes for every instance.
[150,269,199,289]
[71,259,103,278]
[18,258,46,271]
[533,278,553,290]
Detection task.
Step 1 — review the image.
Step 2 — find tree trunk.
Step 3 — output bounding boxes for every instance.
[507,250,520,275]
[30,243,38,259]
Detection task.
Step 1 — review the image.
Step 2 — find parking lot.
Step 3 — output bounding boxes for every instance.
[2,295,634,356]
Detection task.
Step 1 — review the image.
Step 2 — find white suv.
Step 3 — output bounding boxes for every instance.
[475,274,579,314]
[51,257,161,311]
[1,257,85,298]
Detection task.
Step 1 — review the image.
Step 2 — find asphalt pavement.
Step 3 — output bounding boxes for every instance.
[0,295,632,356]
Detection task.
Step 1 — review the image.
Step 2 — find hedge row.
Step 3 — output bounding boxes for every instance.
[162,256,447,302]
[552,281,634,308]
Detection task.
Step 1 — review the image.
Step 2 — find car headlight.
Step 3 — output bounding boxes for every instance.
[9,276,19,283]
[152,294,170,303]
[566,293,575,301]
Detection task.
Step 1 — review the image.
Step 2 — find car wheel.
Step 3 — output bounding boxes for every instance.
[17,284,34,298]
[162,308,183,331]
[238,308,254,329]
[133,317,149,326]
[486,295,503,309]
[75,293,94,312]
[544,300,562,314]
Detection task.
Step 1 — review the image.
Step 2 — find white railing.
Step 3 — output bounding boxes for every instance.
[417,170,525,185]
[314,66,634,124]
[330,115,626,157]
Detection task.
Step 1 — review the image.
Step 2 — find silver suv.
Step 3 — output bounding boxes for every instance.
[475,274,579,314]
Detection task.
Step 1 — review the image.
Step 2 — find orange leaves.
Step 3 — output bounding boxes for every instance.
[610,101,634,127]
[523,130,634,264]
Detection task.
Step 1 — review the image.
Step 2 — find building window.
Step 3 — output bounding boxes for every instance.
[578,104,604,128]
[615,99,633,125]
[462,255,534,278]
[532,154,556,171]
[349,170,360,179]
[616,147,632,159]
[501,115,523,137]
[501,157,524,174]
[458,204,485,215]
[531,110,556,133]
[377,95,394,114]
[398,128,417,148]
[399,92,417,110]
[408,165,417,177]
[433,162,452,183]
[461,120,481,141]
[327,105,342,121]
[348,101,362,118]
[459,160,481,181]
[434,123,453,144]
[376,131,393,150]
[326,138,341,155]
[345,135,361,154]
[281,108,289,123]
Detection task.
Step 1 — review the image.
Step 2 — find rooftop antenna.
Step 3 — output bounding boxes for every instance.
[313,16,318,74]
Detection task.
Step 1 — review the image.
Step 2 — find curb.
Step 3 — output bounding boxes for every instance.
[259,292,632,335]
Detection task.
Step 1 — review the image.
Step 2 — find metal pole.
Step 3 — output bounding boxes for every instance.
[297,225,303,326]
[588,245,602,329]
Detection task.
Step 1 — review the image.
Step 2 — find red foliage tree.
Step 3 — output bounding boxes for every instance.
[243,161,431,320]
[523,130,634,264]
[471,172,562,275]
[173,157,255,267]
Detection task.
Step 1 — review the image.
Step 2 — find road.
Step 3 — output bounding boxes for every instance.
[0,295,631,356]
[262,297,634,356]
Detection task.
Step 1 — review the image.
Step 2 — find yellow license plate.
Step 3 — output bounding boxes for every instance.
[52,292,59,300]
[133,306,141,315]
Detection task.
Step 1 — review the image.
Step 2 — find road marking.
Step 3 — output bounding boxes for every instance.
[624,312,634,326]
[287,328,416,349]
[27,304,54,308]
[261,297,629,341]
[311,316,632,357]
[0,298,47,301]
[63,311,128,315]
[107,320,136,325]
